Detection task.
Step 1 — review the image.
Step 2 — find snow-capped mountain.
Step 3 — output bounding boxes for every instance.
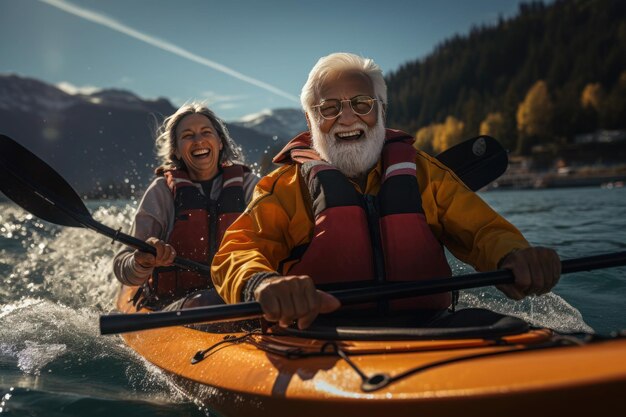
[0,74,276,196]
[233,108,308,141]
[0,74,173,117]
[80,88,173,112]
[0,75,80,115]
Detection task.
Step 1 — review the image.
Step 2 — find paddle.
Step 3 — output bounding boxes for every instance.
[0,134,212,275]
[435,135,507,191]
[99,250,626,335]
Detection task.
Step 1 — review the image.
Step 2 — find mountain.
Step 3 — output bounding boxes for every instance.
[0,74,275,197]
[232,108,308,142]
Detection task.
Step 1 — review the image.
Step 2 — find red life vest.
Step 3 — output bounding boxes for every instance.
[147,165,247,302]
[277,131,452,310]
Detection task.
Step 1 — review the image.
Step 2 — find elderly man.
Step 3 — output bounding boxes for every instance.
[212,52,560,329]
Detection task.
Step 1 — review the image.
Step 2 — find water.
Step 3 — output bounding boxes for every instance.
[0,187,625,416]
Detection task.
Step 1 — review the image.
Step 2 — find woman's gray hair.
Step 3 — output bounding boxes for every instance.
[154,102,243,175]
[300,52,387,116]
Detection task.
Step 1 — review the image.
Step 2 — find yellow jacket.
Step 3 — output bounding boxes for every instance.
[212,137,529,304]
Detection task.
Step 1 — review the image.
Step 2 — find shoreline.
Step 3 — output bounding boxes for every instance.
[485,173,626,191]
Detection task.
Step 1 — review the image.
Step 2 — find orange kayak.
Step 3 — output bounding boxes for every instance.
[116,285,626,417]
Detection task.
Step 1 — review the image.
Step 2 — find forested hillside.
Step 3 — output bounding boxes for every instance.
[385,0,626,155]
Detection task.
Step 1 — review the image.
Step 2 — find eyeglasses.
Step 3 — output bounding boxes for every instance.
[312,95,377,120]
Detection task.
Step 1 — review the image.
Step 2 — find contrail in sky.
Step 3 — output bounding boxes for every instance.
[39,0,299,102]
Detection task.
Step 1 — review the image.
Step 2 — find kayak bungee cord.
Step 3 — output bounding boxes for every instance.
[191,330,261,364]
[188,327,626,393]
[358,335,583,392]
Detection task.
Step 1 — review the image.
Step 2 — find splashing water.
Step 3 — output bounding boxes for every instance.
[0,202,204,415]
[16,341,66,375]
[448,257,593,333]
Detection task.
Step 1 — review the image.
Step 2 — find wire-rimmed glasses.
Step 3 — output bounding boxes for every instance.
[312,95,378,120]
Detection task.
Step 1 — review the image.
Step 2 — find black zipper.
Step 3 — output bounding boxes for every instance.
[363,194,389,314]
[363,194,386,282]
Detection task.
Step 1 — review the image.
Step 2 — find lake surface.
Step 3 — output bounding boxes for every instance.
[1,186,625,416]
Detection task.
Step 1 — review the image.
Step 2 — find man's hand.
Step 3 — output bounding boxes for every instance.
[497,247,561,299]
[254,275,341,329]
[133,237,177,269]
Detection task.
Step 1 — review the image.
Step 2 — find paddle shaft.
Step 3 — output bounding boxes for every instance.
[70,206,212,275]
[39,174,214,275]
[99,250,626,335]
[84,212,213,275]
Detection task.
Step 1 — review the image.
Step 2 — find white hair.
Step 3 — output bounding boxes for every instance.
[300,52,387,116]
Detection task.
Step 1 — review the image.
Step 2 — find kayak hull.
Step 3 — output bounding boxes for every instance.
[116,286,626,416]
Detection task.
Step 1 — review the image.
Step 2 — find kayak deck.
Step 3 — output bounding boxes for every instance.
[116,285,626,417]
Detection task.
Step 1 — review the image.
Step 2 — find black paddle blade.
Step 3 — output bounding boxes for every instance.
[0,134,89,228]
[435,135,508,191]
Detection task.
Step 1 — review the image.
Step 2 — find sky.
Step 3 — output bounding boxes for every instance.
[1,0,539,122]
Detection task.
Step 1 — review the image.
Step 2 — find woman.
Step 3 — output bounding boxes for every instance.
[113,102,259,310]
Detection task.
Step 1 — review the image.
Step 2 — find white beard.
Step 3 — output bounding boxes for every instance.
[311,111,386,178]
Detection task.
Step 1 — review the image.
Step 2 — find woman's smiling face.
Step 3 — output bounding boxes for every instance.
[174,113,223,181]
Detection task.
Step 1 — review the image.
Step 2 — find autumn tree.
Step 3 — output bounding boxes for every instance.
[414,125,436,154]
[516,80,554,154]
[479,112,517,150]
[577,82,605,133]
[431,116,465,153]
[581,82,605,111]
[414,116,464,154]
[480,111,508,140]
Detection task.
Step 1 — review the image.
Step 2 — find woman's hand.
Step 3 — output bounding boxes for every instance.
[254,275,341,329]
[497,247,561,299]
[133,237,177,269]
